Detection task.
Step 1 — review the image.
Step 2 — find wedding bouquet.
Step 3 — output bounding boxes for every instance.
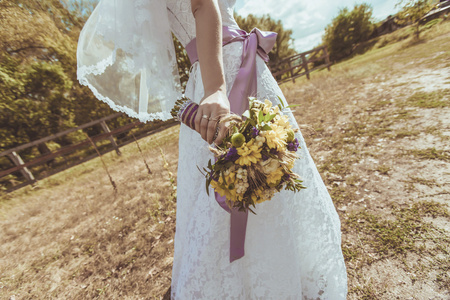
[171,97,306,213]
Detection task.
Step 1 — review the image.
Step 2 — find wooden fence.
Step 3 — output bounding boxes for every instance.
[269,45,331,84]
[1,45,333,193]
[0,114,177,192]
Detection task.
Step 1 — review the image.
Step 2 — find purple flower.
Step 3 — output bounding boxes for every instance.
[262,148,278,161]
[251,127,260,137]
[287,138,299,152]
[225,147,240,162]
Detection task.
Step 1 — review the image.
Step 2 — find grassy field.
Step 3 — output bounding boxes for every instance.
[1,21,450,299]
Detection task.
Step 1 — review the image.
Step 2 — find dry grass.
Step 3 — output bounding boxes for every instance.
[0,127,180,299]
[1,21,450,299]
[282,20,450,299]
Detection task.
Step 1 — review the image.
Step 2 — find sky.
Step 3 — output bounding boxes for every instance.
[234,0,400,52]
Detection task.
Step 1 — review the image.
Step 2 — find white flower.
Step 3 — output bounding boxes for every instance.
[255,136,265,143]
[271,105,280,114]
[259,158,280,174]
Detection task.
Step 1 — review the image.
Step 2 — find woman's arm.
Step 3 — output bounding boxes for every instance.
[191,0,229,145]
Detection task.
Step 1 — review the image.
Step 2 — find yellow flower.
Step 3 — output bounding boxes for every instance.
[262,99,273,114]
[251,188,265,204]
[274,114,290,129]
[271,105,280,115]
[210,171,243,203]
[285,158,296,170]
[251,187,276,204]
[260,124,287,150]
[266,167,284,186]
[236,140,262,166]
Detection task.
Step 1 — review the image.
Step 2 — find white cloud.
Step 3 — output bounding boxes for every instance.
[294,31,324,52]
[236,0,400,52]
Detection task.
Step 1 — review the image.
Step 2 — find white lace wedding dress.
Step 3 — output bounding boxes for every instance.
[167,0,347,299]
[77,0,347,298]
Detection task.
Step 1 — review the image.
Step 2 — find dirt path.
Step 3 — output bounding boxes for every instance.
[283,31,450,299]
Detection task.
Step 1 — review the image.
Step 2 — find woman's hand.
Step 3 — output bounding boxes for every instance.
[195,89,230,145]
[191,0,229,145]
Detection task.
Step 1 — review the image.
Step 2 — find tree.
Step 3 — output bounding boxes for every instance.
[0,0,114,152]
[0,3,296,153]
[61,0,98,24]
[322,3,374,62]
[234,13,297,66]
[173,36,191,90]
[396,0,434,38]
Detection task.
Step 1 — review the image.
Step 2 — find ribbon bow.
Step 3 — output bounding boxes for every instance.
[186,26,277,262]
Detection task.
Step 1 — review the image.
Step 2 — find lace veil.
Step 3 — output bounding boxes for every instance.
[77,0,182,122]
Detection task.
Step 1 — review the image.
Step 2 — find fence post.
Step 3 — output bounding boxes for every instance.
[301,53,310,80]
[324,46,331,71]
[289,60,295,83]
[100,120,121,156]
[7,151,35,182]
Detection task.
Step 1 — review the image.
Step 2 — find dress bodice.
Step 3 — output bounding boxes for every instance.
[166,0,238,46]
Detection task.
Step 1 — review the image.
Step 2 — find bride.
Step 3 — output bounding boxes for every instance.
[77,0,348,299]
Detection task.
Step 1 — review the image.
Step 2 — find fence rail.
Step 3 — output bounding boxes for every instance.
[1,46,333,193]
[269,45,331,84]
[0,114,177,192]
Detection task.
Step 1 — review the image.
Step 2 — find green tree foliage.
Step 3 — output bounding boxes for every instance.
[396,0,434,38]
[173,36,191,89]
[0,57,73,149]
[234,13,296,65]
[61,0,98,24]
[0,0,114,152]
[322,3,374,62]
[0,3,294,154]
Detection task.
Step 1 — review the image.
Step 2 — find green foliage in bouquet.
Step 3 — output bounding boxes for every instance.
[202,97,306,213]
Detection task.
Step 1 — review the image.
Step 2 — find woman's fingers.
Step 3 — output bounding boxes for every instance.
[194,107,208,140]
[200,117,209,142]
[195,107,225,144]
[213,120,229,146]
[205,118,216,144]
[195,90,231,144]
[195,110,229,145]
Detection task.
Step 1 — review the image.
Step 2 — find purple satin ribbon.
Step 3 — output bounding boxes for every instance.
[186,26,277,262]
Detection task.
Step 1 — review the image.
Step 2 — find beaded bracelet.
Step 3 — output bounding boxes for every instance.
[171,98,220,142]
[171,97,198,130]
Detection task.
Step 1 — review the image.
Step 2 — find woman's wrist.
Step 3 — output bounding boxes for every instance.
[204,84,227,97]
[202,85,228,104]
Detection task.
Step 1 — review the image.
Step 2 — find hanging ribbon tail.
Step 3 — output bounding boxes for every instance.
[215,193,232,213]
[225,28,276,262]
[228,32,258,114]
[215,193,247,263]
[186,26,277,263]
[230,208,249,262]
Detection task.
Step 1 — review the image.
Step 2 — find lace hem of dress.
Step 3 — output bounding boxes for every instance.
[77,56,172,123]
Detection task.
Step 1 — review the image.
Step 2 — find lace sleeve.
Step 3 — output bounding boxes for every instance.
[77,0,182,122]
